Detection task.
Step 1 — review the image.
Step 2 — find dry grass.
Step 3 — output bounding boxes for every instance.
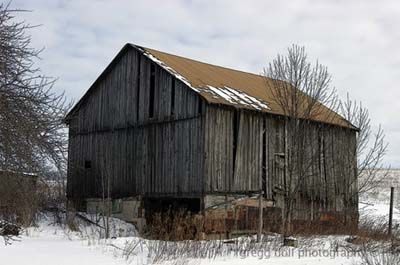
[145,209,204,241]
[358,247,400,265]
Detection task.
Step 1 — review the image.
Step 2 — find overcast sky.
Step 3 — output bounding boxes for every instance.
[13,0,400,167]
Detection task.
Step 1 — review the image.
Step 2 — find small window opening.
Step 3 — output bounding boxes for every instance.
[84,160,91,169]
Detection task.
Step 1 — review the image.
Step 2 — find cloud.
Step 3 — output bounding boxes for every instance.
[12,0,400,166]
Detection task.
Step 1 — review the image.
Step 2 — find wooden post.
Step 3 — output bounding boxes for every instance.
[225,194,229,239]
[310,199,314,221]
[388,187,394,237]
[234,205,238,235]
[257,190,263,242]
[66,200,77,230]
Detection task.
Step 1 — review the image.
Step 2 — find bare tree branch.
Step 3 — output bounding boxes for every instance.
[263,44,387,236]
[340,94,389,195]
[0,3,71,175]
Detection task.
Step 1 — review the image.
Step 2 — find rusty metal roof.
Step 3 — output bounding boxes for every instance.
[139,45,355,129]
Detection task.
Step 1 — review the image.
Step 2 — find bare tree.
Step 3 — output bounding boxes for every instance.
[263,44,388,236]
[0,3,69,174]
[340,94,389,195]
[264,45,340,236]
[98,136,113,239]
[0,3,70,226]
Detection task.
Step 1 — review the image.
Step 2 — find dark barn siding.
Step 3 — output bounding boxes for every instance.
[67,49,205,200]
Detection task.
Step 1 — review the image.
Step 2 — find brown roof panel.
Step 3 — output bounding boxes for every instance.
[138,45,355,129]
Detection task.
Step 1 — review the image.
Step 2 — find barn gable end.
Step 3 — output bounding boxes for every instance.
[67,46,206,202]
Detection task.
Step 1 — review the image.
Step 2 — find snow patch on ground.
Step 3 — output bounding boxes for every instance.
[0,212,142,265]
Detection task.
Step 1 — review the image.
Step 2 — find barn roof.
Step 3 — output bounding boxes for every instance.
[66,43,356,130]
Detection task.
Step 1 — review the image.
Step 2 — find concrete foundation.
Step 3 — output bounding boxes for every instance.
[86,197,146,233]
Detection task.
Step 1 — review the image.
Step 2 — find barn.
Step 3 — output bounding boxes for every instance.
[65,43,358,234]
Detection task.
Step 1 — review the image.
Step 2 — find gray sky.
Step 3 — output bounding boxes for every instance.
[14,0,400,167]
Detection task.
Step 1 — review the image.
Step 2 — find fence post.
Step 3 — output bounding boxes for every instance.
[388,187,394,237]
[225,194,229,239]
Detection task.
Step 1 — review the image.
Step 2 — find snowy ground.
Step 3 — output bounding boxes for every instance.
[2,170,400,265]
[0,212,364,265]
[359,169,400,226]
[0,213,143,265]
[0,225,361,265]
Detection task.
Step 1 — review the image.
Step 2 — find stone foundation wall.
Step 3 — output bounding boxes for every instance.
[86,197,146,233]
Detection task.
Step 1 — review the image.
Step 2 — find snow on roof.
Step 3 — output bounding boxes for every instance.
[138,47,200,93]
[140,46,270,111]
[202,85,270,111]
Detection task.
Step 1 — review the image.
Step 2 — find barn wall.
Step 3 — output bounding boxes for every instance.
[203,105,358,218]
[203,106,264,193]
[67,49,205,200]
[286,123,358,220]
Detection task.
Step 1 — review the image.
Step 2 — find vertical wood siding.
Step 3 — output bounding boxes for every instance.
[203,106,357,215]
[204,107,264,193]
[67,49,205,199]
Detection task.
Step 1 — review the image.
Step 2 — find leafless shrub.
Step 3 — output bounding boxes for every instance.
[0,172,40,226]
[0,220,21,245]
[40,170,67,212]
[145,209,204,241]
[145,235,281,264]
[358,249,400,265]
[290,218,357,236]
[357,216,391,243]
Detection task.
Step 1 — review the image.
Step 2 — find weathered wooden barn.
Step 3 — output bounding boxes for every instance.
[65,44,358,233]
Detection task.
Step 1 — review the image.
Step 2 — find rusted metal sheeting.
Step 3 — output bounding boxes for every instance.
[142,45,355,129]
